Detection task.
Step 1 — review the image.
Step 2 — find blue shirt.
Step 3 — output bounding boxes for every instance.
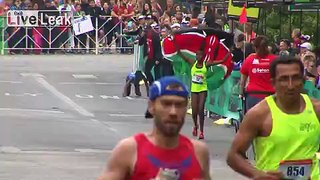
[127,72,135,81]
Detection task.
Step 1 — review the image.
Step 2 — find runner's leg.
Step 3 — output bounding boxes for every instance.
[191,92,199,136]
[198,91,207,135]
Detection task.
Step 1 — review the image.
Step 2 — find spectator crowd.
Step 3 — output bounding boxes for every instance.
[1,0,320,89]
[233,25,320,90]
[0,0,203,54]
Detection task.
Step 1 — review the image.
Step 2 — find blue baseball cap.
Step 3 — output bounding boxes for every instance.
[149,76,189,101]
[146,76,189,118]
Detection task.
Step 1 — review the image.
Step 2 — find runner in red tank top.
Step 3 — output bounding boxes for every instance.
[131,133,202,179]
[99,76,211,180]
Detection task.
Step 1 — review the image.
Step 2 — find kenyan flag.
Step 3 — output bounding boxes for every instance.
[162,28,234,90]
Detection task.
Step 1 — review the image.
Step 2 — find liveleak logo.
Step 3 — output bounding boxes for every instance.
[7,10,72,27]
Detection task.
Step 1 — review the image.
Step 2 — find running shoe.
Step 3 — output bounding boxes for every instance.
[192,126,198,137]
[199,132,204,140]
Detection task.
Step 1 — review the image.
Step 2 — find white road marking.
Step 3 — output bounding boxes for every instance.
[0,146,21,153]
[74,149,112,153]
[5,92,21,96]
[72,74,97,79]
[73,94,146,101]
[108,114,144,117]
[24,93,42,97]
[75,94,94,99]
[59,82,122,85]
[90,119,99,123]
[4,92,43,97]
[125,96,148,101]
[100,95,120,100]
[91,119,119,132]
[0,108,64,114]
[0,146,112,154]
[0,115,99,124]
[20,73,45,77]
[35,77,94,117]
[107,127,118,132]
[95,82,121,85]
[0,80,23,84]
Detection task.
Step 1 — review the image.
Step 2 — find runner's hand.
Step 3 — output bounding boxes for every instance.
[253,171,283,180]
[153,168,166,180]
[171,36,180,52]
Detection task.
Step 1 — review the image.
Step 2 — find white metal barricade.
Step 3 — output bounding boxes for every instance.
[0,10,134,55]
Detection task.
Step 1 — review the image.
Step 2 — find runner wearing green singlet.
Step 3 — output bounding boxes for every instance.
[174,40,231,139]
[227,56,320,180]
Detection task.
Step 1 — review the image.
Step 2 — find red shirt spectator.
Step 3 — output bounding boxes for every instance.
[239,36,277,102]
[111,0,134,24]
[241,53,277,97]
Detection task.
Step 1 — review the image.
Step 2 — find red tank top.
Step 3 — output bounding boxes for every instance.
[147,31,154,60]
[130,133,203,180]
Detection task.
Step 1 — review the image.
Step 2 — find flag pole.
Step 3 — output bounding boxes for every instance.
[239,2,248,61]
[244,24,246,61]
[244,1,248,61]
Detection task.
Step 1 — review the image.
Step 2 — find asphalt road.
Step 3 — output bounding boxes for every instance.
[0,55,246,180]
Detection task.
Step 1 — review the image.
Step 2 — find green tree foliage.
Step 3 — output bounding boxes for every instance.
[256,6,319,46]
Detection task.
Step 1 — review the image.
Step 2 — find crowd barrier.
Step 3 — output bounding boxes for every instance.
[0,12,132,55]
[133,44,320,121]
[206,71,320,121]
[0,16,6,55]
[205,71,241,120]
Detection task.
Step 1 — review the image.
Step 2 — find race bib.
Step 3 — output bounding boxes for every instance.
[279,159,312,180]
[192,74,204,84]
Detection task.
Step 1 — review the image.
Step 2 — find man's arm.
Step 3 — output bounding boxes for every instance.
[226,107,260,178]
[176,50,195,66]
[226,103,283,179]
[192,140,211,180]
[205,52,231,67]
[172,40,195,66]
[111,6,119,18]
[98,137,136,180]
[239,74,248,98]
[122,11,134,18]
[226,103,264,178]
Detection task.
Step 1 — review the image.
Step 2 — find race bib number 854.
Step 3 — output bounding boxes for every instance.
[279,159,312,180]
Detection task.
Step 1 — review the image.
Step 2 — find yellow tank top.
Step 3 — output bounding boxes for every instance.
[254,94,320,180]
[191,61,207,93]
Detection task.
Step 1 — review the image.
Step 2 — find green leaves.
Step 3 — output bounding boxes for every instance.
[257,6,319,45]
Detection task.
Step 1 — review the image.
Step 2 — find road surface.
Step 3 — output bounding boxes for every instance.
[0,55,246,179]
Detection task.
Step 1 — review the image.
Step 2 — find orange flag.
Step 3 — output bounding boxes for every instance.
[239,4,247,24]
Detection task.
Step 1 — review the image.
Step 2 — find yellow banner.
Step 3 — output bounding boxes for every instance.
[227,1,260,19]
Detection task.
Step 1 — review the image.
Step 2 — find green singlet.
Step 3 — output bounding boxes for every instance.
[253,94,320,180]
[191,61,207,93]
